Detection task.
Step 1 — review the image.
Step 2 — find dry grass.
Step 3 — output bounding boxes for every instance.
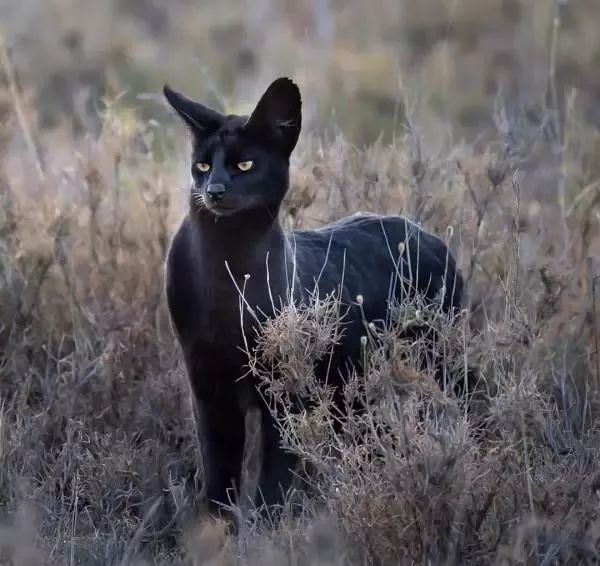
[1,1,600,564]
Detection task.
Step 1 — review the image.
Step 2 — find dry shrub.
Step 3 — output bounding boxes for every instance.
[252,292,344,401]
[249,277,600,564]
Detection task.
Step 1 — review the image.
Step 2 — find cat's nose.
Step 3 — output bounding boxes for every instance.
[206,184,226,201]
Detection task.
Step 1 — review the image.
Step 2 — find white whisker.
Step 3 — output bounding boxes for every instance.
[191,191,206,212]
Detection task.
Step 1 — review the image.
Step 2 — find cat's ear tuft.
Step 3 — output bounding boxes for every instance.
[245,77,302,156]
[163,85,224,138]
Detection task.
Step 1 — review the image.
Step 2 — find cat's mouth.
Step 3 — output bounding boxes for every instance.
[191,190,240,217]
[192,189,267,219]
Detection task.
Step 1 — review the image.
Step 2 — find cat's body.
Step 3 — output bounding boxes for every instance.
[163,78,463,514]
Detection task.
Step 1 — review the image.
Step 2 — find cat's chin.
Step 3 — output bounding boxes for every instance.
[201,200,274,222]
[204,203,241,218]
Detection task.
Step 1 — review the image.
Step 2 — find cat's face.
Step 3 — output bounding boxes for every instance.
[164,78,301,219]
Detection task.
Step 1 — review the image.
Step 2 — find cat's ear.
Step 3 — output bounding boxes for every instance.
[245,77,302,156]
[163,85,224,138]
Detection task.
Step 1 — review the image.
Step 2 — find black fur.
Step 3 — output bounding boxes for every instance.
[163,77,463,514]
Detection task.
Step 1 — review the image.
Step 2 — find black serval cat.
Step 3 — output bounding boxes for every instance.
[163,77,463,517]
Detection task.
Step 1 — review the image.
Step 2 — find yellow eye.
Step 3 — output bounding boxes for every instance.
[196,162,210,173]
[237,160,254,172]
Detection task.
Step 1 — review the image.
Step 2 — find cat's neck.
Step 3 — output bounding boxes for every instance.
[190,206,288,272]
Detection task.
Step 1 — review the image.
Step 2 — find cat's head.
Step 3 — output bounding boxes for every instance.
[164,77,301,219]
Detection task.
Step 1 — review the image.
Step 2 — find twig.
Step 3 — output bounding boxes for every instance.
[0,33,45,178]
[547,1,567,240]
[119,496,162,565]
[592,274,600,391]
[565,180,600,218]
[111,153,122,271]
[459,160,499,291]
[510,172,521,307]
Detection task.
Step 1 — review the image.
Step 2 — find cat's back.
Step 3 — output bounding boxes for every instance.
[289,211,461,311]
[292,211,416,248]
[290,211,438,273]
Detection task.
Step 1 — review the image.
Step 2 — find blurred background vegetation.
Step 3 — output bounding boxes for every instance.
[2,0,600,142]
[3,0,600,214]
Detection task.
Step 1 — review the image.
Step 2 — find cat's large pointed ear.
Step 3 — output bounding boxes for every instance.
[245,78,302,156]
[163,85,224,137]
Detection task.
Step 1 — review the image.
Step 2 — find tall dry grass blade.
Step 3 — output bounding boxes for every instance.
[0,33,45,178]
